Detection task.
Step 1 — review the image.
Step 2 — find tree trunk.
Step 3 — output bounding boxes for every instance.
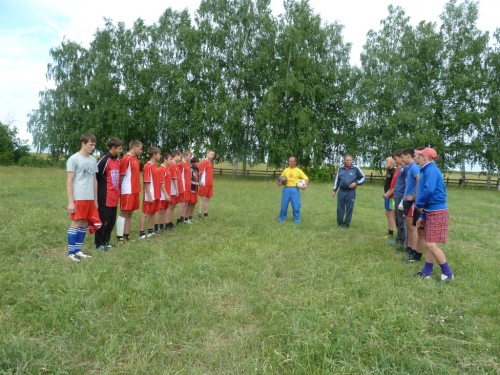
[486,169,492,190]
[460,159,466,186]
[232,155,238,179]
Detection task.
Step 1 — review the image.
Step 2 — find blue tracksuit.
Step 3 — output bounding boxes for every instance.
[415,161,448,219]
[333,164,365,227]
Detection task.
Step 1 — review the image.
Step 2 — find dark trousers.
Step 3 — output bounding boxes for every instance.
[95,206,117,246]
[394,198,405,245]
[337,189,356,227]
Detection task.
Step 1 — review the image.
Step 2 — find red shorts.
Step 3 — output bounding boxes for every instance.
[171,194,183,205]
[70,200,94,221]
[188,191,198,204]
[199,185,213,198]
[159,200,169,210]
[142,199,160,214]
[121,193,140,211]
[425,210,449,243]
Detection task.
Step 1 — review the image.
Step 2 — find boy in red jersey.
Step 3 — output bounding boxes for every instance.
[66,133,98,262]
[116,140,142,244]
[198,149,215,218]
[185,156,200,222]
[155,153,172,232]
[177,150,193,224]
[140,147,161,239]
[95,137,123,250]
[165,150,181,230]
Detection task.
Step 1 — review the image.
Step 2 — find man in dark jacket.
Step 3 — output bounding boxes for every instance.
[331,154,366,228]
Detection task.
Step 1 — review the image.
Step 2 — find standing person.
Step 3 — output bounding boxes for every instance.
[277,156,309,223]
[177,150,193,224]
[155,153,172,232]
[116,140,143,244]
[139,147,161,239]
[331,154,366,228]
[185,156,200,222]
[198,149,215,218]
[414,148,453,281]
[391,150,408,249]
[165,150,181,230]
[382,156,397,237]
[66,133,99,261]
[95,137,123,251]
[401,148,420,256]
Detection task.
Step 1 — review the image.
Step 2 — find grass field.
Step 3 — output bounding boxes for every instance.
[1,166,499,374]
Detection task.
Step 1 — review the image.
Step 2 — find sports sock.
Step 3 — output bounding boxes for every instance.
[154,224,159,232]
[159,224,165,230]
[204,213,208,217]
[421,262,434,276]
[75,227,87,253]
[409,249,417,256]
[124,234,130,241]
[67,227,78,255]
[439,262,453,278]
[148,229,153,235]
[116,216,125,237]
[140,231,145,237]
[388,230,394,235]
[414,252,422,260]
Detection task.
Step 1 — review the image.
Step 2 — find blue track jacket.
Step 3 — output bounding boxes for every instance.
[333,164,366,192]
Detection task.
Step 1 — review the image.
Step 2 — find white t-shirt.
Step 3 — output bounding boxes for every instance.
[66,152,98,200]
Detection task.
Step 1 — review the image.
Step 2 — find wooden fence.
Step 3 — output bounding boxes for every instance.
[214,168,500,189]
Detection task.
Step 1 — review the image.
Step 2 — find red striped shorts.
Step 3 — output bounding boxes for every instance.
[424,210,449,243]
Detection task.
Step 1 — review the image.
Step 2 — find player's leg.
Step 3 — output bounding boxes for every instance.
[343,190,356,228]
[278,188,291,222]
[290,188,301,223]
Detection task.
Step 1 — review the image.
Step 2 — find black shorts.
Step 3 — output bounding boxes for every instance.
[412,207,421,227]
[403,200,414,216]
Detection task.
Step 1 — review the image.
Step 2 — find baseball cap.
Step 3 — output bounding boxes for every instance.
[415,147,438,160]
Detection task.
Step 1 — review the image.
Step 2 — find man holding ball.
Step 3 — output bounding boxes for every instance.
[277,156,309,224]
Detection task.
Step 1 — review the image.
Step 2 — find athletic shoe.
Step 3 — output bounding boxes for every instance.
[184,219,193,224]
[440,274,454,282]
[387,239,397,245]
[404,255,422,263]
[118,237,126,246]
[75,251,92,258]
[68,254,81,262]
[106,243,114,248]
[95,245,107,252]
[414,271,431,279]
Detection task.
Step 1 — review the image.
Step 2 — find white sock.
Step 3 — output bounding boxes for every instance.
[116,216,125,237]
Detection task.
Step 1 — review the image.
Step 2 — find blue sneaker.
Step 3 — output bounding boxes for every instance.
[95,245,107,252]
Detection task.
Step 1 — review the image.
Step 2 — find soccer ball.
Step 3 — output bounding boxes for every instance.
[277,176,287,185]
[296,179,306,188]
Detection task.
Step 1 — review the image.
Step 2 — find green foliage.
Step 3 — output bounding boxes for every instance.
[302,164,336,183]
[18,155,49,168]
[0,152,14,166]
[0,122,30,164]
[1,167,499,373]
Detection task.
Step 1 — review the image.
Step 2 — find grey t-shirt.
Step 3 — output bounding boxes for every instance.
[66,152,98,200]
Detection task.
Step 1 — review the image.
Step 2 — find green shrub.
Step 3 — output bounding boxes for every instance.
[303,165,336,183]
[0,152,14,166]
[18,155,49,168]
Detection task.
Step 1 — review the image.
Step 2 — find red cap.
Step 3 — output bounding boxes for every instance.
[415,147,437,160]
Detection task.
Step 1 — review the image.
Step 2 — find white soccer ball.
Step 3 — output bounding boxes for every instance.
[296,179,306,188]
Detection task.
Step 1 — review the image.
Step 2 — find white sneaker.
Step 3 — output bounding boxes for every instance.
[440,274,454,282]
[75,251,92,258]
[68,254,81,262]
[184,219,193,224]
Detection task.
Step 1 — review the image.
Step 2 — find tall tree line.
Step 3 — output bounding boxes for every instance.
[27,0,500,182]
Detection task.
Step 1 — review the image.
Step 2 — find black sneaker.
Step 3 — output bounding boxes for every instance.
[414,271,431,279]
[404,254,422,263]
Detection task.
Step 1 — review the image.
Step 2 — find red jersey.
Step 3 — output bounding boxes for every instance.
[120,153,141,194]
[181,161,192,194]
[199,159,214,186]
[389,167,401,199]
[143,162,160,200]
[176,161,185,195]
[96,153,120,207]
[158,164,171,199]
[168,162,179,195]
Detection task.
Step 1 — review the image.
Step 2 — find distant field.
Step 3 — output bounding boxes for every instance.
[1,166,499,374]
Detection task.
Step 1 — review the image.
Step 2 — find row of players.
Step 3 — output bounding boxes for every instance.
[66,134,215,261]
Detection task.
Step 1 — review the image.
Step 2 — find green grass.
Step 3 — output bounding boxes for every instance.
[1,166,499,374]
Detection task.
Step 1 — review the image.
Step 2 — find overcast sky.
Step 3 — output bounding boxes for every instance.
[1,0,498,143]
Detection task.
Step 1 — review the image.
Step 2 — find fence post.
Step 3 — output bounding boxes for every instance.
[446,177,449,186]
[370,173,373,182]
[219,169,222,175]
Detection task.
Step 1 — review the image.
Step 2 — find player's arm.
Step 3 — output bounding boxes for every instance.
[144,182,153,203]
[67,172,75,213]
[355,166,366,186]
[383,187,394,199]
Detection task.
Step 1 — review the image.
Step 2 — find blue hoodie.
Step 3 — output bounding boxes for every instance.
[415,161,448,218]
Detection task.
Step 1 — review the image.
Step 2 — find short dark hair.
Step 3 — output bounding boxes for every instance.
[161,153,172,162]
[80,133,96,144]
[184,150,192,157]
[344,153,353,159]
[129,140,142,150]
[172,150,181,157]
[393,149,402,158]
[148,147,161,157]
[401,148,414,157]
[191,157,200,163]
[107,137,123,149]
